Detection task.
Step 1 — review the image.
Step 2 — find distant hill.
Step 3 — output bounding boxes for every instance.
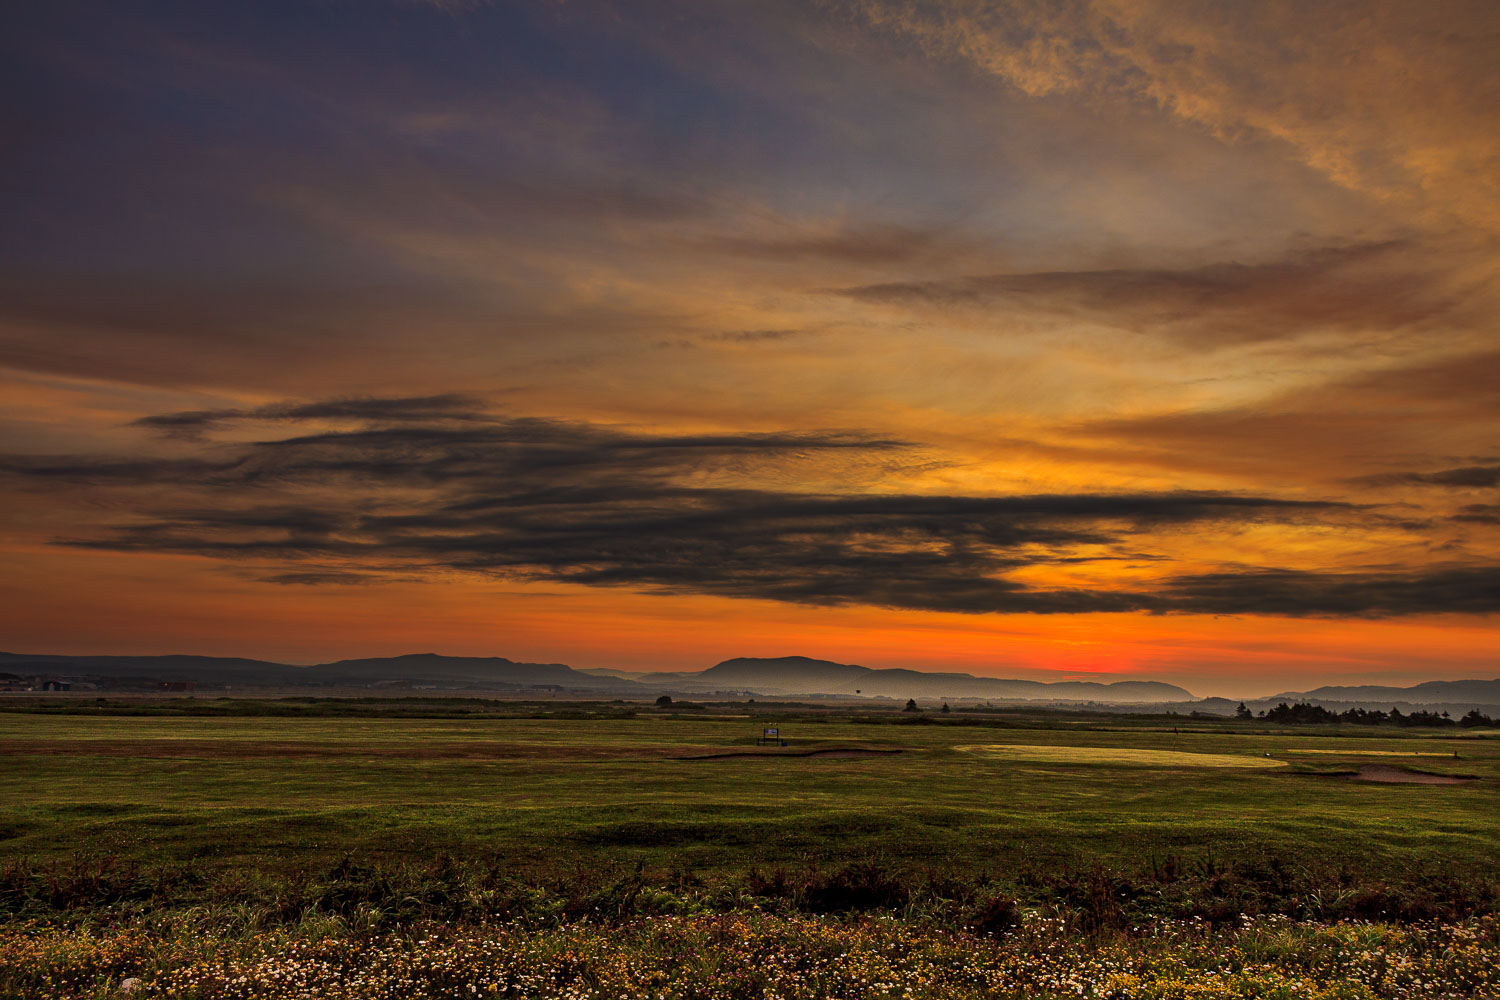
[1,649,1191,701]
[30,651,1493,710]
[311,653,643,691]
[1268,678,1500,705]
[638,655,1194,702]
[1255,677,1500,716]
[0,652,307,687]
[0,651,639,693]
[576,667,651,680]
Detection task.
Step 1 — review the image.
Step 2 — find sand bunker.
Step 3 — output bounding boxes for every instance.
[1284,749,1458,757]
[957,744,1286,769]
[677,748,903,761]
[1350,763,1477,785]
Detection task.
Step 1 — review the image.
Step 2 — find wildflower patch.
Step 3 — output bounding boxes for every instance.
[3,913,1497,999]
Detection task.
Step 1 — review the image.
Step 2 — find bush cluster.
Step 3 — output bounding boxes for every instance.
[1254,702,1494,727]
[3,853,1496,934]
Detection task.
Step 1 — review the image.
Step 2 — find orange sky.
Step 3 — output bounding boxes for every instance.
[2,1,1498,698]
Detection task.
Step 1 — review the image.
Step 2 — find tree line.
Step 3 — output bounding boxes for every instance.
[1234,701,1495,727]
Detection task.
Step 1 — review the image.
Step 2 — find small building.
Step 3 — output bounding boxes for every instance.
[39,678,71,691]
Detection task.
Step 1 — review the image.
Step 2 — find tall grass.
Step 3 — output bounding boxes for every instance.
[4,852,1496,933]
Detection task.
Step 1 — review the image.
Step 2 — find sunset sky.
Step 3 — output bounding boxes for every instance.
[3,1,1498,697]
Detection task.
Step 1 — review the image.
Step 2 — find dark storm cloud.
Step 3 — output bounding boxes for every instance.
[47,486,1343,615]
[833,241,1458,343]
[133,394,487,437]
[10,401,912,493]
[263,394,488,423]
[0,456,231,484]
[258,570,392,586]
[1158,566,1500,617]
[132,410,233,435]
[1454,504,1500,525]
[5,419,908,495]
[10,395,1448,618]
[1363,465,1500,488]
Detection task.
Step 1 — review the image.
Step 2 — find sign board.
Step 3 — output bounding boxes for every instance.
[757,726,784,747]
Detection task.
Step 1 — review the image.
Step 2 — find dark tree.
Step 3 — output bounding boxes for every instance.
[655,694,672,707]
[1235,702,1252,721]
[1263,701,1337,724]
[941,702,951,714]
[903,698,919,712]
[1401,709,1454,727]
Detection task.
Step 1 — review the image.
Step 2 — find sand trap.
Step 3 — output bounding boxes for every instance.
[677,748,902,761]
[1284,749,1458,757]
[956,744,1286,769]
[1350,763,1477,785]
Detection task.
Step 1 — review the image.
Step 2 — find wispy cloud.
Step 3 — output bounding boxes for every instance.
[703,329,809,344]
[834,241,1468,345]
[844,0,1500,233]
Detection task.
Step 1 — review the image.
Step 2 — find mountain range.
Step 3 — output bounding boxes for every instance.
[1241,678,1500,717]
[2,650,1496,711]
[0,651,636,694]
[630,656,1192,701]
[1269,679,1500,705]
[0,650,1185,701]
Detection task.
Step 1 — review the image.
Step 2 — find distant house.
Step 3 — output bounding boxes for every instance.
[39,679,71,691]
[157,681,196,692]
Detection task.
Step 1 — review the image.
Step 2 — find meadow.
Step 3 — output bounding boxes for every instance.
[3,703,1498,997]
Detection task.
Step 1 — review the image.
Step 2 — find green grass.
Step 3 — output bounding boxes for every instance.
[3,712,1497,880]
[4,705,1497,994]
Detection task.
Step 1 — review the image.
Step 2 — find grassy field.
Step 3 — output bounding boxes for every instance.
[3,709,1497,900]
[4,706,1499,997]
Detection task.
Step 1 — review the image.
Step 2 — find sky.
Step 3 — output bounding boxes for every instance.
[2,0,1498,698]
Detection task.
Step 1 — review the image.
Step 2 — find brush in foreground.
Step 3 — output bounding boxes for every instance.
[4,912,1499,999]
